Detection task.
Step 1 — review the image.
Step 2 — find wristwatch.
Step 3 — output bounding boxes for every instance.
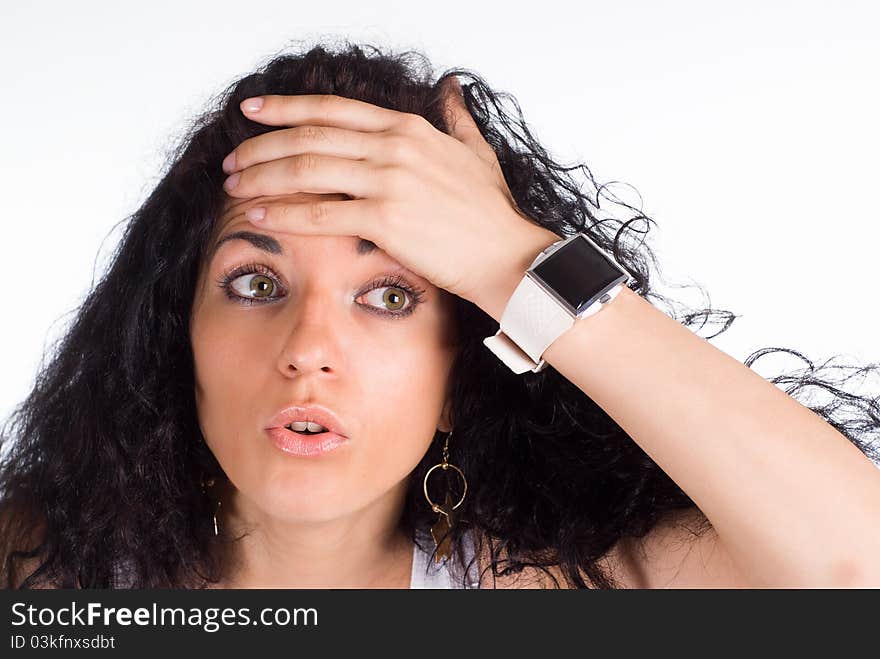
[483,231,637,374]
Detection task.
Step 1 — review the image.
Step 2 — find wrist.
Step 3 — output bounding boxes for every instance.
[476,224,561,324]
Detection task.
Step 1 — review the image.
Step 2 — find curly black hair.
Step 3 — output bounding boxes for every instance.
[2,38,878,589]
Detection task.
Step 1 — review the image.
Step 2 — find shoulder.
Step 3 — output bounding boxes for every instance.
[469,508,753,589]
[618,507,755,588]
[467,528,638,589]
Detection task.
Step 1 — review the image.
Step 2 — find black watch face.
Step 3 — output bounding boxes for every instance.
[531,234,626,313]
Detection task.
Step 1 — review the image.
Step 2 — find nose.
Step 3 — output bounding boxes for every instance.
[274,291,343,378]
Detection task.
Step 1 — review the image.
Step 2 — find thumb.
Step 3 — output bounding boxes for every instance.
[440,76,488,150]
[439,75,514,199]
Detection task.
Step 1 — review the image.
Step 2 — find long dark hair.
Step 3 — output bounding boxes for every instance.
[2,39,878,589]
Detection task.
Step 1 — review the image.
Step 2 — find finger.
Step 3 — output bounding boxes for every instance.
[224,124,374,174]
[244,197,381,242]
[240,93,401,133]
[223,153,384,199]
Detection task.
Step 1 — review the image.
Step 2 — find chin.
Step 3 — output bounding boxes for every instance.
[255,474,355,523]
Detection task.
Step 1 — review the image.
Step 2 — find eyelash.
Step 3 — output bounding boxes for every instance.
[214,261,427,318]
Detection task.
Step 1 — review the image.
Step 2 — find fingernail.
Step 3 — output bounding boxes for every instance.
[221,151,237,174]
[241,97,264,113]
[245,207,266,222]
[223,172,240,191]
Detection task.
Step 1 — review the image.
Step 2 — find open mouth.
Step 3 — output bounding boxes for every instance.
[267,422,348,457]
[284,422,329,436]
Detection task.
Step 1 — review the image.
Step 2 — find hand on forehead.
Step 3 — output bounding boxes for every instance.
[213,192,436,287]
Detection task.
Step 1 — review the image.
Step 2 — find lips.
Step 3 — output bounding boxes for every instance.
[266,404,349,439]
[266,426,348,457]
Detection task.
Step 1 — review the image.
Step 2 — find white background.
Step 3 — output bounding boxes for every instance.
[1,0,878,427]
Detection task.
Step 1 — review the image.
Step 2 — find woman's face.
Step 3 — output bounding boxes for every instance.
[190,193,459,525]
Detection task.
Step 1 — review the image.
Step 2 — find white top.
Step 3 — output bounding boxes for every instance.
[409,525,480,589]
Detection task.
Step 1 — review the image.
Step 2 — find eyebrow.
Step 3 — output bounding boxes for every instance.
[209,230,379,261]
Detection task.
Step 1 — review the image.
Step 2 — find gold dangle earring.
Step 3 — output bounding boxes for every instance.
[200,475,222,537]
[422,430,467,563]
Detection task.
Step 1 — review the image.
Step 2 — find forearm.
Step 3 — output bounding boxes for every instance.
[481,232,880,587]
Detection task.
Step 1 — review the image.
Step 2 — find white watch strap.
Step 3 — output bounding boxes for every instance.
[482,275,574,374]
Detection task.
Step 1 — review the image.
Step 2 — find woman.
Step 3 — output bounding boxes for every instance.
[2,41,879,589]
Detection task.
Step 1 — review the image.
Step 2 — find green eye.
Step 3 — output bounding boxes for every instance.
[380,287,407,311]
[358,285,412,313]
[233,273,275,299]
[357,276,424,318]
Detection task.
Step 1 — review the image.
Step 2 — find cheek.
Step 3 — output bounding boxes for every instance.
[345,349,445,516]
[190,305,269,470]
[355,329,455,469]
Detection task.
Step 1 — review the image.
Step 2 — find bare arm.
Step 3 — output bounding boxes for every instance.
[479,230,880,588]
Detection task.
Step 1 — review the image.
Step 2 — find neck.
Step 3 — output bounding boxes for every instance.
[211,479,415,589]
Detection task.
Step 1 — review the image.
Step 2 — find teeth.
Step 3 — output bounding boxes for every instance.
[286,421,328,433]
